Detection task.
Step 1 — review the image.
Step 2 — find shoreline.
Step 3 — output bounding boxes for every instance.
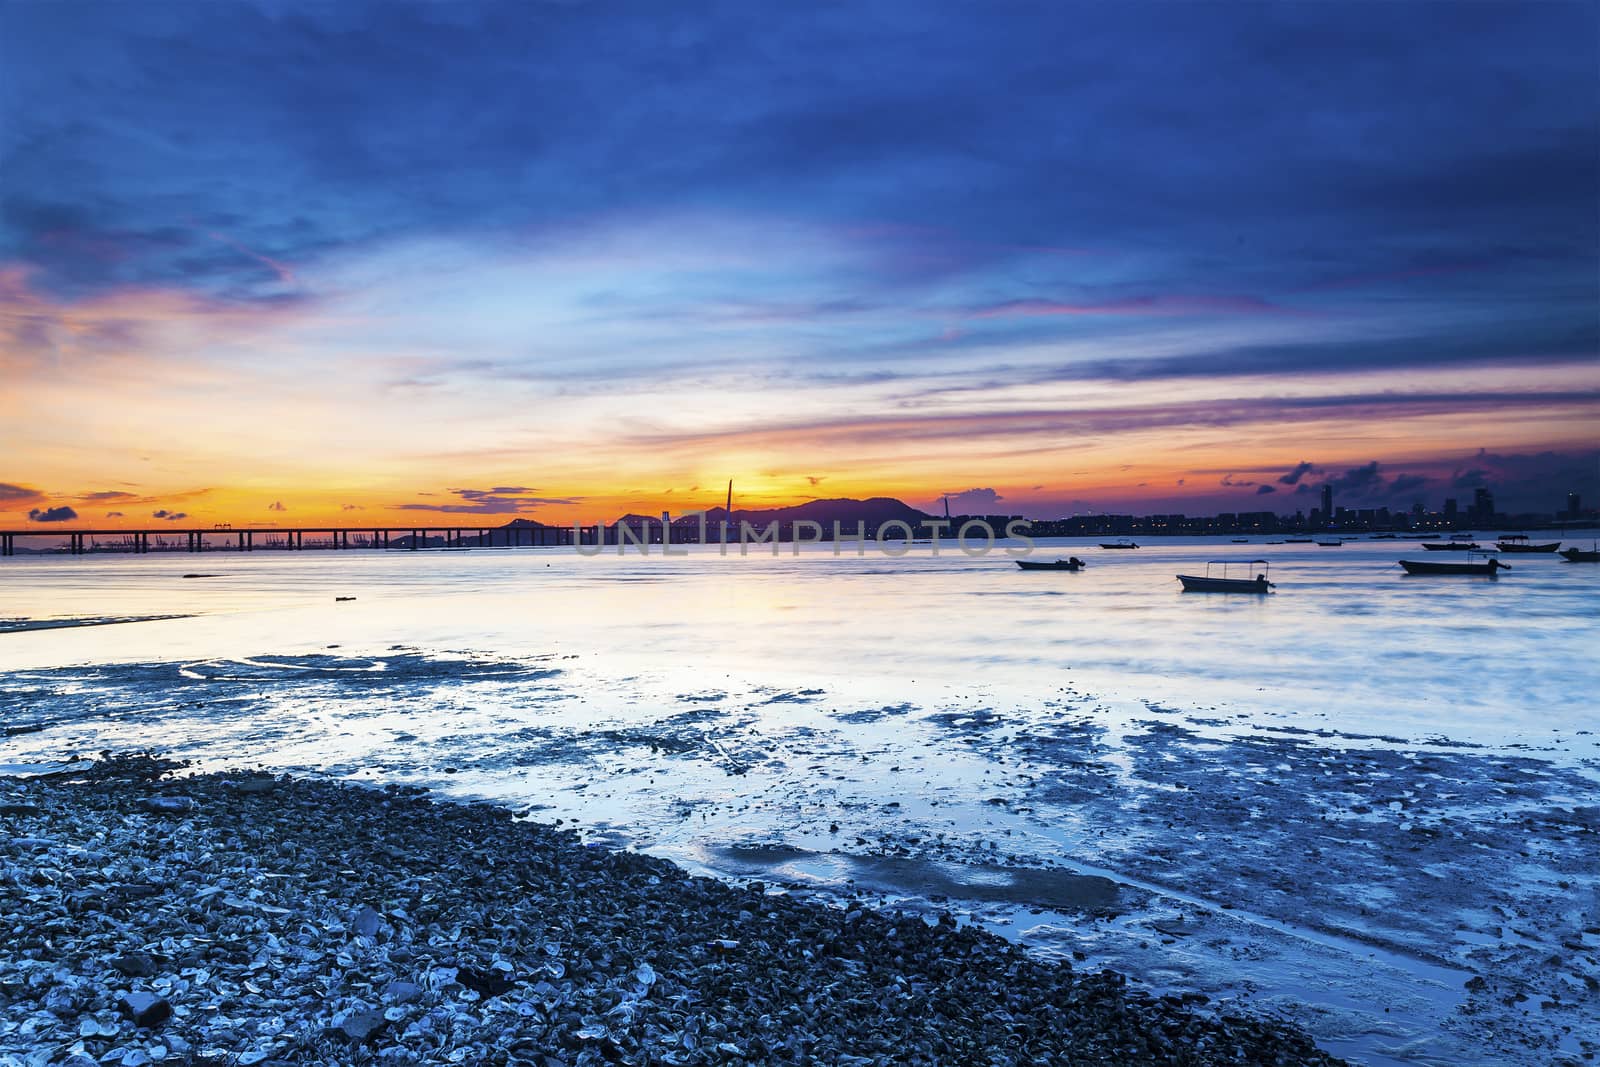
[2,757,1343,1065]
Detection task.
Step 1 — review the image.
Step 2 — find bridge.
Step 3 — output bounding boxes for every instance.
[0,525,585,556]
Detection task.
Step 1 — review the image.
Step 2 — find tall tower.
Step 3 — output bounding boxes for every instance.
[1320,484,1333,526]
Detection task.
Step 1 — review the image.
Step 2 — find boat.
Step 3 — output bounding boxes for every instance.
[1560,546,1600,562]
[1420,541,1479,551]
[1177,559,1274,594]
[1099,540,1138,549]
[1284,538,1313,543]
[1314,539,1343,547]
[1494,536,1561,554]
[1230,538,1249,544]
[1016,556,1085,571]
[1397,556,1510,576]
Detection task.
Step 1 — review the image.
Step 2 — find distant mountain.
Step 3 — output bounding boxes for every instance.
[682,496,935,529]
[470,497,1016,545]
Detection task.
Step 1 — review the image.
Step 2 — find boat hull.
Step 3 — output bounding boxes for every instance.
[1559,549,1600,562]
[1420,542,1479,551]
[1177,575,1272,593]
[1016,560,1083,571]
[1398,559,1506,576]
[1495,542,1561,553]
[1099,543,1138,549]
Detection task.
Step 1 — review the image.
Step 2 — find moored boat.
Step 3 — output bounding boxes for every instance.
[1099,540,1139,549]
[1177,559,1274,594]
[1420,541,1480,551]
[1494,537,1561,554]
[1016,557,1085,571]
[1560,547,1600,562]
[1398,557,1509,576]
[1314,539,1343,547]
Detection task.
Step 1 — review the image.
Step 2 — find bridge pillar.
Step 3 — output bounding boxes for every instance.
[412,529,420,550]
[296,530,303,550]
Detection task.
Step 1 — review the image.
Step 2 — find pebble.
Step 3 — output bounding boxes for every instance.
[0,756,1344,1065]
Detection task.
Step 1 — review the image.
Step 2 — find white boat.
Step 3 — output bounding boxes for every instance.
[1177,559,1274,594]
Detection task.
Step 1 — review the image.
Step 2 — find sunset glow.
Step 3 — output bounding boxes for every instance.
[3,3,1596,528]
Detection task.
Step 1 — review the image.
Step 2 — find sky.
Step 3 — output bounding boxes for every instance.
[1,0,1597,528]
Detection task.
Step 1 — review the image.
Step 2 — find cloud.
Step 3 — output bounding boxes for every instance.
[79,490,136,502]
[1387,474,1429,495]
[806,476,825,486]
[626,389,1600,451]
[106,511,124,517]
[968,294,1286,319]
[1278,461,1317,486]
[944,487,1004,511]
[1220,473,1257,487]
[1255,484,1277,494]
[152,509,188,521]
[341,503,364,511]
[394,487,579,515]
[1451,467,1490,489]
[267,501,287,512]
[0,482,44,503]
[28,505,77,522]
[1324,461,1384,498]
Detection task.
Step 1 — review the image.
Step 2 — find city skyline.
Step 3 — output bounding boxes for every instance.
[3,2,1597,528]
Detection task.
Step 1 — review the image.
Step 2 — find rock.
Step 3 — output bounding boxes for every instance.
[351,905,382,937]
[338,1008,388,1042]
[137,797,196,814]
[457,964,516,997]
[117,991,173,1028]
[112,953,159,978]
[384,980,423,1003]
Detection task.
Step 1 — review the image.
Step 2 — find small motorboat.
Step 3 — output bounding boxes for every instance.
[1177,559,1274,594]
[1284,538,1313,543]
[1494,536,1561,554]
[1314,539,1343,547]
[1398,556,1510,576]
[1420,541,1480,551]
[1560,546,1600,562]
[1016,557,1086,571]
[1230,538,1249,544]
[1099,540,1138,549]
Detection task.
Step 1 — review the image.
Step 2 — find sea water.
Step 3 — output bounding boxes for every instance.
[2,535,1598,1065]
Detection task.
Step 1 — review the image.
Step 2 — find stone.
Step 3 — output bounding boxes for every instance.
[338,1008,388,1042]
[384,980,423,1003]
[351,905,382,937]
[117,992,173,1029]
[112,953,159,978]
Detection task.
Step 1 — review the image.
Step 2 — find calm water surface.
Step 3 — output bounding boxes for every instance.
[3,535,1596,747]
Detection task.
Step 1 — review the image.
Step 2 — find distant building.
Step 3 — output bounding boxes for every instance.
[1444,498,1458,521]
[1470,487,1495,524]
[1320,485,1333,524]
[1567,492,1582,520]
